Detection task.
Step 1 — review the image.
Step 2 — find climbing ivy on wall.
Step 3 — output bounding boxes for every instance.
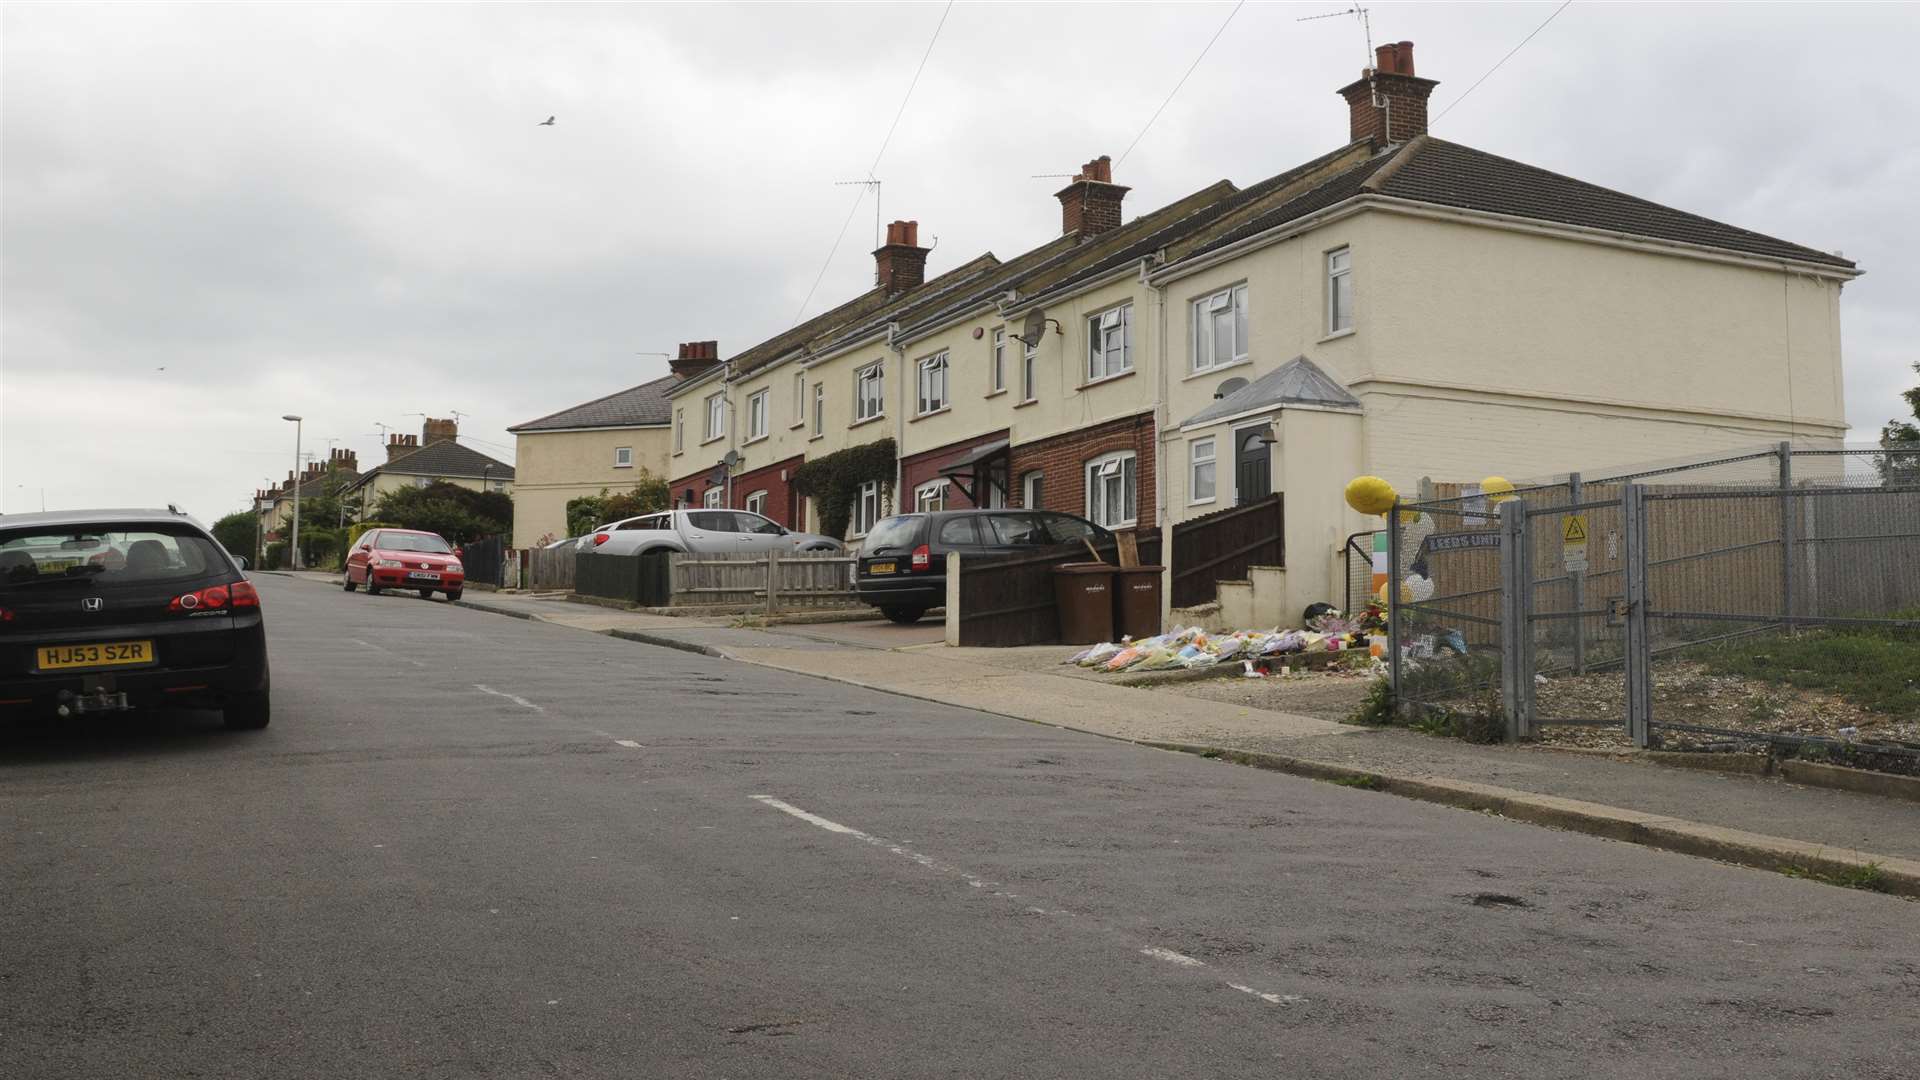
[792,437,895,540]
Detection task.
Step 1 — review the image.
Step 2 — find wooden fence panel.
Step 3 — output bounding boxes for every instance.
[1168,494,1284,608]
[528,545,577,591]
[956,532,1162,647]
[666,552,860,611]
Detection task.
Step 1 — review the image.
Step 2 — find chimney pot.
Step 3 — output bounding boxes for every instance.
[1339,39,1438,146]
[873,220,930,294]
[1054,156,1130,238]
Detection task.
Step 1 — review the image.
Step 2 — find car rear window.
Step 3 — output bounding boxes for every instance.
[936,517,979,546]
[0,525,226,591]
[379,532,453,553]
[862,516,923,552]
[985,513,1046,546]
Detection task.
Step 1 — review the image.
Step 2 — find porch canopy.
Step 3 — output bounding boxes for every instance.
[936,438,1010,506]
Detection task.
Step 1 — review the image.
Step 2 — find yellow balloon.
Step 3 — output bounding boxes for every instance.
[1396,507,1423,525]
[1481,476,1516,505]
[1345,475,1397,516]
[1375,580,1414,605]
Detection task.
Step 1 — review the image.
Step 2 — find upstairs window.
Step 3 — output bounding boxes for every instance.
[614,446,633,468]
[917,352,949,415]
[1192,284,1248,373]
[1327,247,1353,334]
[990,328,1007,394]
[855,362,885,422]
[704,392,726,441]
[1022,338,1038,402]
[792,371,806,425]
[811,382,824,437]
[747,389,769,440]
[1086,303,1132,382]
[673,408,684,453]
[1085,451,1137,528]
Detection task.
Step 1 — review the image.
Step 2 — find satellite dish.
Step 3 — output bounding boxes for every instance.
[1021,310,1048,347]
[721,450,742,469]
[1213,376,1250,400]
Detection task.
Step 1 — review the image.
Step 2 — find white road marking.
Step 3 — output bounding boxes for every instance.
[1140,947,1206,969]
[350,638,425,667]
[474,684,542,711]
[1229,983,1307,1006]
[613,739,643,748]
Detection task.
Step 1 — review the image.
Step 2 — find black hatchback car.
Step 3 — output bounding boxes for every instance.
[0,509,270,729]
[855,509,1111,624]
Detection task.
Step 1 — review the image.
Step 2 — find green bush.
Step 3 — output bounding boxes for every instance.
[373,482,510,544]
[792,438,895,539]
[263,541,287,570]
[566,471,669,536]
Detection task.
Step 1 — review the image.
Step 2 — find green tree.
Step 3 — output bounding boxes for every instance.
[374,481,511,544]
[565,469,670,536]
[1882,359,1920,485]
[211,511,258,562]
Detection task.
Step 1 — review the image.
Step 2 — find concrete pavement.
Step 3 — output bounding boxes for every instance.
[8,574,1919,1079]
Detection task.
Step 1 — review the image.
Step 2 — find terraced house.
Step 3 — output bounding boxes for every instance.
[658,39,1858,615]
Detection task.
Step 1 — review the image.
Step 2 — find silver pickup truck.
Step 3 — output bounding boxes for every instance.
[580,509,843,557]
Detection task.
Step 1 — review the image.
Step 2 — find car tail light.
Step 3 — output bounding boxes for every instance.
[169,584,230,612]
[592,534,610,546]
[230,580,260,608]
[0,608,14,622]
[911,544,931,571]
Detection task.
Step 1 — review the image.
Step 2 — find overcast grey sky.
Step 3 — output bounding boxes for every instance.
[3,1,1914,521]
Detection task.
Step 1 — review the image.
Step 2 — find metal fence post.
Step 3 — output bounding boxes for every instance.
[1498,499,1529,741]
[1622,483,1652,748]
[1387,499,1403,714]
[1568,472,1586,676]
[1778,441,1794,633]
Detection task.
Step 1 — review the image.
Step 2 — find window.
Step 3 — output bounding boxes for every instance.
[704,392,726,441]
[917,352,949,415]
[792,372,805,425]
[674,409,684,453]
[1086,303,1133,381]
[937,517,979,546]
[745,490,767,516]
[985,513,1045,546]
[914,479,948,513]
[990,328,1007,393]
[1085,451,1137,528]
[492,480,507,492]
[811,382,824,436]
[614,446,633,468]
[983,474,1006,509]
[1021,338,1038,401]
[1327,247,1353,334]
[413,475,431,489]
[747,389,769,440]
[1189,437,1217,503]
[853,481,884,536]
[689,509,737,531]
[855,362,885,422]
[702,486,723,509]
[1021,470,1043,510]
[740,512,783,535]
[1040,512,1099,544]
[1192,284,1248,373]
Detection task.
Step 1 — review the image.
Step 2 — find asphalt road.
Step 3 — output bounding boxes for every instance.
[4,576,1916,1080]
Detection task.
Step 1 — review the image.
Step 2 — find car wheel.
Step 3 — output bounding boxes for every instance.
[881,606,925,625]
[446,588,463,602]
[222,690,271,731]
[343,573,356,592]
[366,572,382,596]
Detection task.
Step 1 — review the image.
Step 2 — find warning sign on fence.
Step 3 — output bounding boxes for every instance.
[1563,514,1589,572]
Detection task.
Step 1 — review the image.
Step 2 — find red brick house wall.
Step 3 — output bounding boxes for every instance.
[669,466,717,508]
[730,454,806,527]
[899,429,1010,511]
[1006,412,1157,531]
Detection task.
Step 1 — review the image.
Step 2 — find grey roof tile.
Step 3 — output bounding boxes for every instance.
[348,440,515,489]
[510,372,680,432]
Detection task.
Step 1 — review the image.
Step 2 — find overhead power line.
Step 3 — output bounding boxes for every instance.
[792,0,956,325]
[1117,0,1248,166]
[1433,0,1575,125]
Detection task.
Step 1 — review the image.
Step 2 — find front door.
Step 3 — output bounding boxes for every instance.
[1236,428,1271,506]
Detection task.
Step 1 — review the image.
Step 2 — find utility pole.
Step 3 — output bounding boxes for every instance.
[283,414,304,569]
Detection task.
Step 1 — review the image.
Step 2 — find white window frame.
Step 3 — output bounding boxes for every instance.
[1085,302,1133,382]
[1188,437,1216,504]
[916,351,949,415]
[745,490,768,516]
[673,408,684,453]
[913,479,949,513]
[1191,284,1249,373]
[855,362,885,422]
[704,392,726,442]
[792,371,806,426]
[614,446,633,468]
[853,480,883,536]
[990,328,1007,394]
[1084,451,1138,529]
[1021,470,1043,509]
[1327,247,1353,334]
[747,388,769,441]
[811,382,824,437]
[1021,338,1038,402]
[703,486,724,509]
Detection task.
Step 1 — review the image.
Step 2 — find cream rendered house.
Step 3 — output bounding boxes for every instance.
[344,418,514,524]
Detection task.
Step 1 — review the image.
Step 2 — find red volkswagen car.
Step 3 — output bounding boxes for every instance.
[343,528,464,601]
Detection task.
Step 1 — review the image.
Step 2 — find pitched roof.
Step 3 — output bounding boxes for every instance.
[1189,137,1855,269]
[1181,355,1360,427]
[346,440,515,490]
[510,372,680,432]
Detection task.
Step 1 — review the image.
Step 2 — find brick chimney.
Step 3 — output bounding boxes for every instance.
[669,340,721,379]
[873,220,929,294]
[329,447,358,472]
[422,417,457,444]
[386,433,419,462]
[1338,41,1438,147]
[1054,156,1129,238]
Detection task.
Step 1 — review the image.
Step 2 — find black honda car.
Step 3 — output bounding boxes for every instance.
[855,509,1111,624]
[0,508,271,729]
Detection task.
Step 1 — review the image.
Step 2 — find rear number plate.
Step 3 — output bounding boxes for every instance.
[867,561,896,575]
[408,571,440,581]
[36,641,155,671]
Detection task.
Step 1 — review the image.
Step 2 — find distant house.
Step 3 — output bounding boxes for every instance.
[343,417,514,519]
[256,448,358,543]
[506,342,719,547]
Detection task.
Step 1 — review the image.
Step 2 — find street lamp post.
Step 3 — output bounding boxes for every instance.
[283,415,303,570]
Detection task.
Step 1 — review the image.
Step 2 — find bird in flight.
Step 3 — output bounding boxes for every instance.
[538,116,555,126]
